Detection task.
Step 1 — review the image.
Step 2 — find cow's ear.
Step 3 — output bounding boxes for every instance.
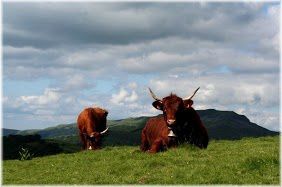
[152,100,163,110]
[184,99,193,108]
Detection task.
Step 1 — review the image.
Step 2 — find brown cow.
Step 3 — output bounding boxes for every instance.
[140,88,208,153]
[77,107,109,150]
[140,116,178,153]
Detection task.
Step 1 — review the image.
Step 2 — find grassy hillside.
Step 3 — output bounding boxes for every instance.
[3,136,279,185]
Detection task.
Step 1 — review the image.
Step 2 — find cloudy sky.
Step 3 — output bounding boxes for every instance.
[3,2,280,131]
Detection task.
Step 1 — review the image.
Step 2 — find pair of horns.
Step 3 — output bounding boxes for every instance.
[149,87,200,101]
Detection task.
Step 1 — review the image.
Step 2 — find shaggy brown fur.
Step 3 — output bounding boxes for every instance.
[77,107,108,150]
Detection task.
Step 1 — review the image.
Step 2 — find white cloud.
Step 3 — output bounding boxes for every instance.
[125,91,138,103]
[2,96,8,103]
[169,74,179,78]
[110,88,128,105]
[20,88,61,105]
[110,87,139,105]
[128,82,137,89]
[60,74,93,92]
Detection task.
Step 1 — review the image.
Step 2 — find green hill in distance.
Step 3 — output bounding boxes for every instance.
[4,109,278,147]
[3,128,20,136]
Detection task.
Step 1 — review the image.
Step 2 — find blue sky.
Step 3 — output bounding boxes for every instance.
[3,2,280,131]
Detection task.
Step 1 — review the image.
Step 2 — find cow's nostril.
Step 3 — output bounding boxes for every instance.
[167,119,176,125]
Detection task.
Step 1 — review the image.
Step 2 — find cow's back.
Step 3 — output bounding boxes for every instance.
[178,107,209,148]
[184,108,208,137]
[77,108,97,135]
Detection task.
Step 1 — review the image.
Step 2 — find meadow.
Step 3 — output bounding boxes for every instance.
[3,136,279,185]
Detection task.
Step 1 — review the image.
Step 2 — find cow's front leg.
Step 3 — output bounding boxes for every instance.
[148,139,164,153]
[79,132,87,150]
[140,130,149,152]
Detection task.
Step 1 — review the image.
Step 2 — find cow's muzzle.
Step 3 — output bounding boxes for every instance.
[167,119,176,125]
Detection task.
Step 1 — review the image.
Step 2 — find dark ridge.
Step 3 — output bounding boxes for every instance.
[2,128,20,136]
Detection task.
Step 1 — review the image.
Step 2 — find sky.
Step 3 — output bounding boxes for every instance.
[2,2,280,131]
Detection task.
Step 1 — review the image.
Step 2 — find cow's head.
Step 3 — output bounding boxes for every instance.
[93,107,108,127]
[149,87,199,128]
[87,127,109,150]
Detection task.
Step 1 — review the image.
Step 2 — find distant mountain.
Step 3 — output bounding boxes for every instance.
[3,109,279,147]
[16,124,77,139]
[197,109,278,140]
[3,128,20,136]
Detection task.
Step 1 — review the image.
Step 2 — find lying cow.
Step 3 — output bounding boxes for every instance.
[140,87,208,153]
[77,107,109,150]
[140,116,178,153]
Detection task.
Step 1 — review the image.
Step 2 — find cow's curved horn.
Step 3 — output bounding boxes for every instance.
[100,127,109,135]
[148,88,161,101]
[184,87,200,100]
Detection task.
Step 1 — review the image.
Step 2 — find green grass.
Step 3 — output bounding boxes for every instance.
[3,136,279,184]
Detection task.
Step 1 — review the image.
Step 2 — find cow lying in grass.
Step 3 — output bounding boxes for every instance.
[140,116,178,153]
